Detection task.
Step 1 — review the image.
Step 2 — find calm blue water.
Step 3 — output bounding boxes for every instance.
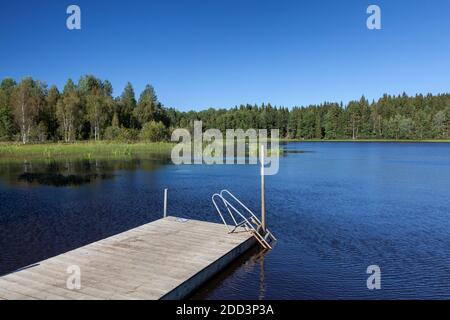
[1,142,449,299]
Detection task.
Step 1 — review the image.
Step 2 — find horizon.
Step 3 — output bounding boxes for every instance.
[1,0,450,110]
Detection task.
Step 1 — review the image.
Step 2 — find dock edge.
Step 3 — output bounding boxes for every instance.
[160,235,257,300]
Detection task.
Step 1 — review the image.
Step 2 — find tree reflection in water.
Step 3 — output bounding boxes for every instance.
[0,156,169,187]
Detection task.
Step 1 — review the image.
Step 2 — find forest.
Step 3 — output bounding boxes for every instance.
[0,75,449,144]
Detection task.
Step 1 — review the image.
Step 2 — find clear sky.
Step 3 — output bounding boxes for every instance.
[0,0,449,111]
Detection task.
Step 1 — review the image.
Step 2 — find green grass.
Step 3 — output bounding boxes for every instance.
[0,141,174,160]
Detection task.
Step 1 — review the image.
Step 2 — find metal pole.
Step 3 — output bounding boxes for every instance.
[260,145,266,232]
[163,188,168,218]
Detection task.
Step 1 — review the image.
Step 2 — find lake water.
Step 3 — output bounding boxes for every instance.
[1,142,449,299]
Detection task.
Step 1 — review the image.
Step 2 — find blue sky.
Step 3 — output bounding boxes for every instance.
[0,0,449,110]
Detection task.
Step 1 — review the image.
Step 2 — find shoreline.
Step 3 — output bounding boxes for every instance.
[0,139,448,161]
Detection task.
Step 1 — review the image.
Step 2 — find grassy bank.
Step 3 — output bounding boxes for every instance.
[0,142,174,160]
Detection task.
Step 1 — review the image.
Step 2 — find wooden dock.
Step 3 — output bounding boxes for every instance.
[0,216,255,300]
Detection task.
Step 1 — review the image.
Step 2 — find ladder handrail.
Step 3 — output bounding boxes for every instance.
[212,193,233,232]
[221,192,277,241]
[213,193,257,233]
[212,190,276,249]
[220,189,264,226]
[217,194,271,249]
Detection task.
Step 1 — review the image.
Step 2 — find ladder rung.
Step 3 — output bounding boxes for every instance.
[250,230,269,249]
[250,228,272,249]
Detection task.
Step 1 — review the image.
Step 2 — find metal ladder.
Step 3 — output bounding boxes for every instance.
[212,190,277,250]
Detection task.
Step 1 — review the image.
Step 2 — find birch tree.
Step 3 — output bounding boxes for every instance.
[11,78,43,144]
[86,87,112,141]
[56,79,81,142]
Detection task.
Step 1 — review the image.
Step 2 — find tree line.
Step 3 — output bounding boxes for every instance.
[0,76,449,143]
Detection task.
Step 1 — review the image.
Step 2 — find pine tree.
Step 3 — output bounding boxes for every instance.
[0,78,16,140]
[134,84,159,127]
[119,82,137,128]
[41,85,60,140]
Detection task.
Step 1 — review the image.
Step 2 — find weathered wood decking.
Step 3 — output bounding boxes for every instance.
[0,216,255,300]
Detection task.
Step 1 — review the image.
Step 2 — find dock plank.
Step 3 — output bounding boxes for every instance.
[0,216,255,300]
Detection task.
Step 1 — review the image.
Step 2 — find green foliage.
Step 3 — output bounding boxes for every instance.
[10,77,46,144]
[85,83,113,141]
[0,106,14,141]
[29,122,48,142]
[324,104,341,139]
[0,78,16,140]
[103,125,121,141]
[42,85,60,140]
[118,82,137,128]
[118,128,139,142]
[0,76,449,143]
[56,79,81,142]
[104,126,139,142]
[134,85,159,127]
[433,110,447,138]
[383,115,415,139]
[111,112,119,127]
[139,121,169,142]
